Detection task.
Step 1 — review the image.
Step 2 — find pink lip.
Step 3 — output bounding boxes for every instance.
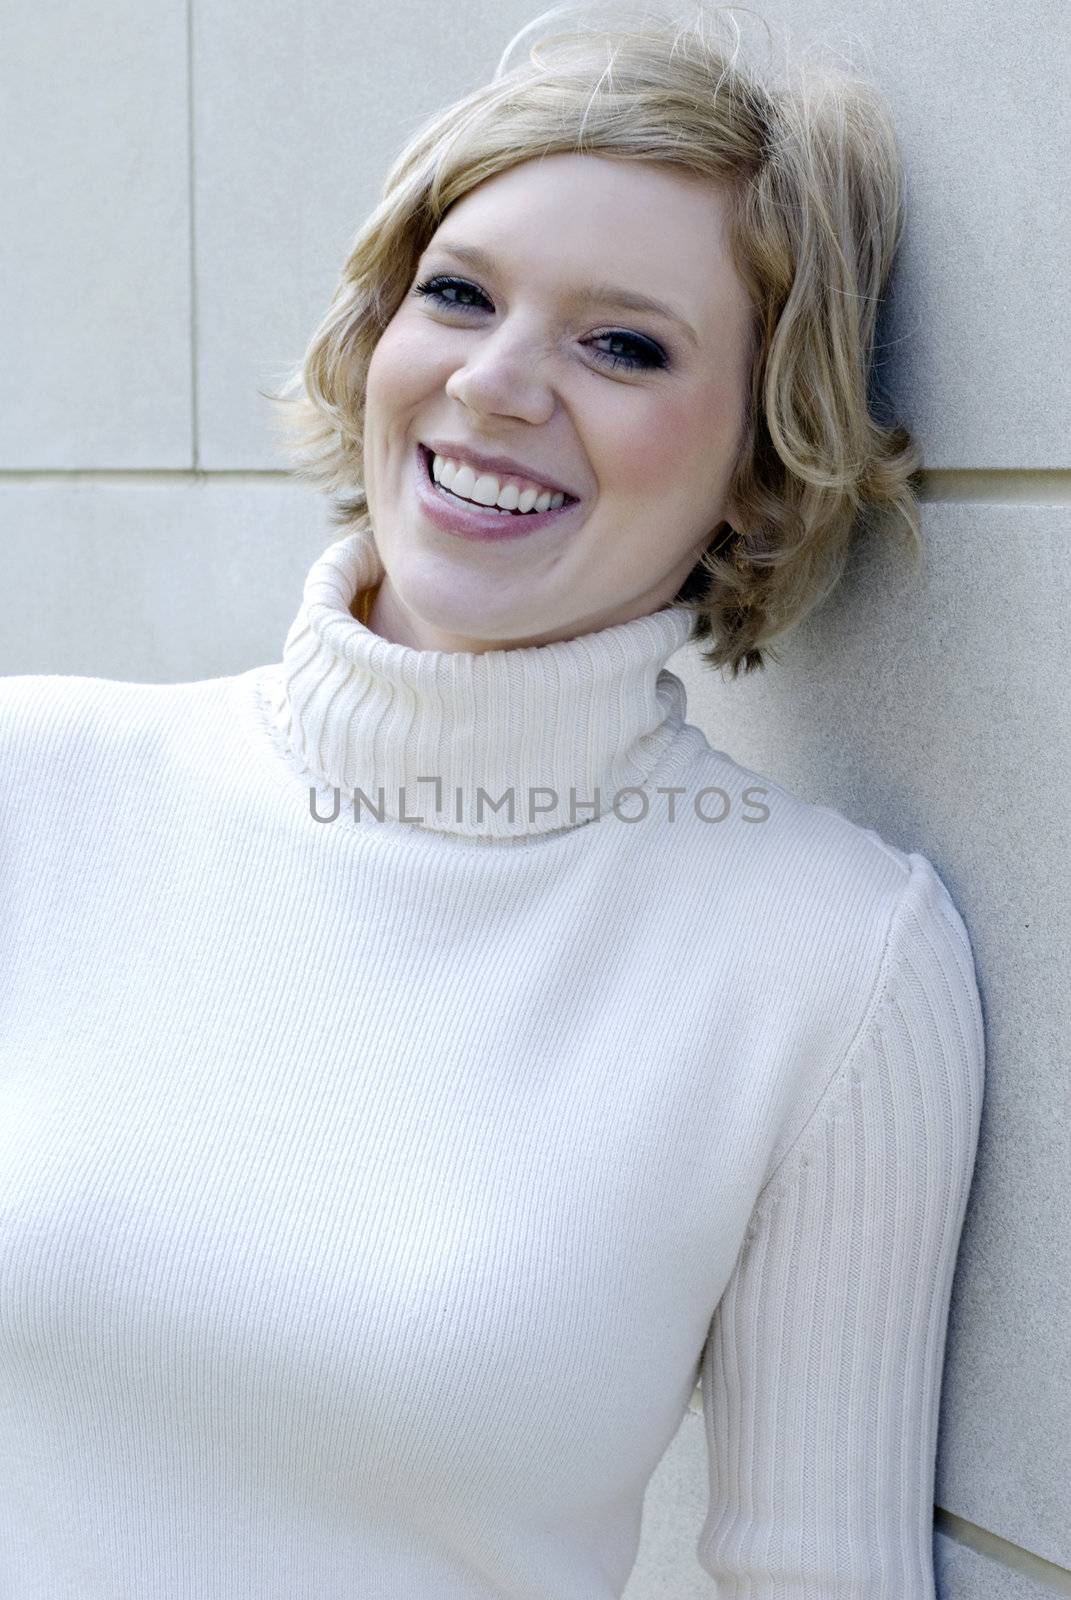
[412,444,581,544]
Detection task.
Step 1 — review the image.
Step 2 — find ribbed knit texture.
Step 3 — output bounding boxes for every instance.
[0,527,985,1599]
[265,525,697,841]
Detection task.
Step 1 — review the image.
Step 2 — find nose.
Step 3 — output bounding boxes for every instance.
[445,332,555,426]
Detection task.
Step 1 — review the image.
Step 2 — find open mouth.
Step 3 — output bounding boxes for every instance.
[417,443,578,516]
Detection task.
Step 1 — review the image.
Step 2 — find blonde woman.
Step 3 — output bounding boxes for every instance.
[0,3,984,1595]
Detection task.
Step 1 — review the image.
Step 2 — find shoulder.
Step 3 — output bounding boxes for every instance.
[871,846,985,1094]
[0,669,235,745]
[671,740,916,948]
[754,838,987,1225]
[739,743,978,987]
[673,740,984,1105]
[0,669,239,805]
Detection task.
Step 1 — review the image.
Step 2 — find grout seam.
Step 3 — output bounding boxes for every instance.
[1,470,1070,506]
[935,1507,1071,1593]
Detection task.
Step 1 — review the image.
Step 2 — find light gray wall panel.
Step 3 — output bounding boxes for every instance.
[0,481,332,681]
[672,498,1071,1570]
[623,1411,712,1598]
[0,0,192,468]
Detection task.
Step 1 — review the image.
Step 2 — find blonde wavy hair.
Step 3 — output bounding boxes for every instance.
[266,0,922,677]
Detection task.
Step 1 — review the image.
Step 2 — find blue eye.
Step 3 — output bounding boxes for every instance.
[411,274,669,373]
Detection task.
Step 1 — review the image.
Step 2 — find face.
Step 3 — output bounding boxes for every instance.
[361,152,754,652]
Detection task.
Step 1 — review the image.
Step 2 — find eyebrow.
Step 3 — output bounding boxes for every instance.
[423,240,700,349]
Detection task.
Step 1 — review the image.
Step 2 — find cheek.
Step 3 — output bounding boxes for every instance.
[366,320,443,415]
[606,385,739,501]
[605,399,706,495]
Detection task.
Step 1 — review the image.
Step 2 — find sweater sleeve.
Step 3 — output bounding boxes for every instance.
[695,851,986,1598]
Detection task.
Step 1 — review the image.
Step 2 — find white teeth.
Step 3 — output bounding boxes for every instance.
[430,452,567,513]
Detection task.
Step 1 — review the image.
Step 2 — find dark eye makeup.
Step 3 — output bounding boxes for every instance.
[410,274,670,374]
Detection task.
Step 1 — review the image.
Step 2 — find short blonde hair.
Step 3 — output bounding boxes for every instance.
[267,0,922,677]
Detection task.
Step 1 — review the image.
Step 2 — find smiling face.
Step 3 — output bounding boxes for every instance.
[361,152,755,652]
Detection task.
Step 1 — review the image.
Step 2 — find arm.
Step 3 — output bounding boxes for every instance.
[696,853,986,1598]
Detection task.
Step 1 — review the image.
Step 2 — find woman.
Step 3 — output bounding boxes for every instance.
[0,3,984,1596]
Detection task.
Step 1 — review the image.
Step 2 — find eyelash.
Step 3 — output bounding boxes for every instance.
[410,275,670,373]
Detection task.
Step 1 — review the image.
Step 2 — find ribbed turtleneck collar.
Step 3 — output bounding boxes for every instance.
[265,526,695,842]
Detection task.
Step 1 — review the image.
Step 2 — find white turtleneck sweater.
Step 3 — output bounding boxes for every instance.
[0,527,985,1599]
